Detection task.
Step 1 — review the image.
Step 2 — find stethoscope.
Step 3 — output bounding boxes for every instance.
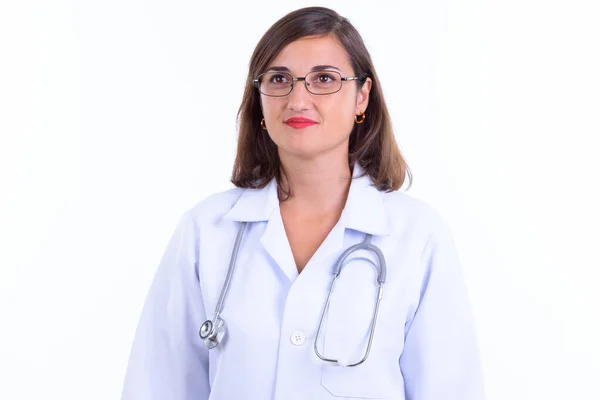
[199,221,387,367]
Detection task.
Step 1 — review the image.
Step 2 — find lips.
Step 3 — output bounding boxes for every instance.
[284,117,318,129]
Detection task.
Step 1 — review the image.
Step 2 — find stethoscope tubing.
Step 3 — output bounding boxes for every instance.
[201,220,386,368]
[213,221,248,322]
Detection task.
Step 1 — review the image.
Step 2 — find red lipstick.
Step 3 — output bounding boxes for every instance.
[284,117,318,129]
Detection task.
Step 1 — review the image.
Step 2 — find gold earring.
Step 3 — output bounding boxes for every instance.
[355,112,366,124]
[260,118,267,130]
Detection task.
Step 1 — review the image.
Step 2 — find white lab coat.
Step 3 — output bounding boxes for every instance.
[121,164,485,400]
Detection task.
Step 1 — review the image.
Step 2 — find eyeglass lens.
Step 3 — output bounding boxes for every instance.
[258,71,342,96]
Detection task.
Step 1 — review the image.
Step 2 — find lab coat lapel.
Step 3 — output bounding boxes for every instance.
[260,207,299,281]
[221,163,391,282]
[297,164,391,272]
[222,178,298,281]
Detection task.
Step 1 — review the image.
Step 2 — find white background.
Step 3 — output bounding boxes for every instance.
[1,0,599,399]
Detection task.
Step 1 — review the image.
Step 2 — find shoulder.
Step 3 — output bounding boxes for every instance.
[380,190,461,279]
[380,189,451,242]
[183,186,246,227]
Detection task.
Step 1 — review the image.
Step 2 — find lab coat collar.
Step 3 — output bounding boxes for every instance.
[222,175,280,223]
[342,163,391,236]
[223,163,390,236]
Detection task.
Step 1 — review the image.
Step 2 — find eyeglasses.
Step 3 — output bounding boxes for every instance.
[253,70,362,97]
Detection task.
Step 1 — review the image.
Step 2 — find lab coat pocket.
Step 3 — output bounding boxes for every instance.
[318,257,393,399]
[321,366,391,399]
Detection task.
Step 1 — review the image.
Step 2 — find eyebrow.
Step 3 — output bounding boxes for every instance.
[266,65,342,73]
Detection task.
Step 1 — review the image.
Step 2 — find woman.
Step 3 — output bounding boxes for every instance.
[121,6,484,400]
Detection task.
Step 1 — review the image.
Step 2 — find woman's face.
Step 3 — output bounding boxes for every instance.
[260,34,372,162]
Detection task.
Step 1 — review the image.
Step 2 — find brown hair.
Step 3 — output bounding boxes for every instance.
[231,6,412,198]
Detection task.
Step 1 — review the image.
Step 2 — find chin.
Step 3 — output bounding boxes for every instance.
[273,132,348,160]
[278,142,342,161]
[279,147,322,159]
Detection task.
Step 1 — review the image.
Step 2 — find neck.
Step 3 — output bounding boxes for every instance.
[278,153,353,218]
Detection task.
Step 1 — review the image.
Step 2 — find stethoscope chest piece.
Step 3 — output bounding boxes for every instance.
[199,317,227,349]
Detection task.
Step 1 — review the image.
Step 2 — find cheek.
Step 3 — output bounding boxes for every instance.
[261,98,283,122]
[322,98,356,135]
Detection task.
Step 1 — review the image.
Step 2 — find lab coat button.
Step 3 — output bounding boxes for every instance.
[290,330,306,346]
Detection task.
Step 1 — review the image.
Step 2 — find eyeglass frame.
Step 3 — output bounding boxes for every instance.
[252,70,366,97]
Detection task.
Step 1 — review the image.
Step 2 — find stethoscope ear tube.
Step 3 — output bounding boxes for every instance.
[332,234,386,283]
[314,233,387,367]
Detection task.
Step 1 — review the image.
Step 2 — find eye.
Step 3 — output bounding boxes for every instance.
[317,74,334,83]
[310,72,338,85]
[268,73,290,84]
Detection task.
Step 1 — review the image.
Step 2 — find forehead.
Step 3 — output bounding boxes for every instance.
[269,34,353,74]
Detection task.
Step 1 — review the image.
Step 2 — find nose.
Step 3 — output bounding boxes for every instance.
[287,79,312,112]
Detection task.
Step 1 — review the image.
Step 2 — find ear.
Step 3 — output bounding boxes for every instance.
[355,77,372,115]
